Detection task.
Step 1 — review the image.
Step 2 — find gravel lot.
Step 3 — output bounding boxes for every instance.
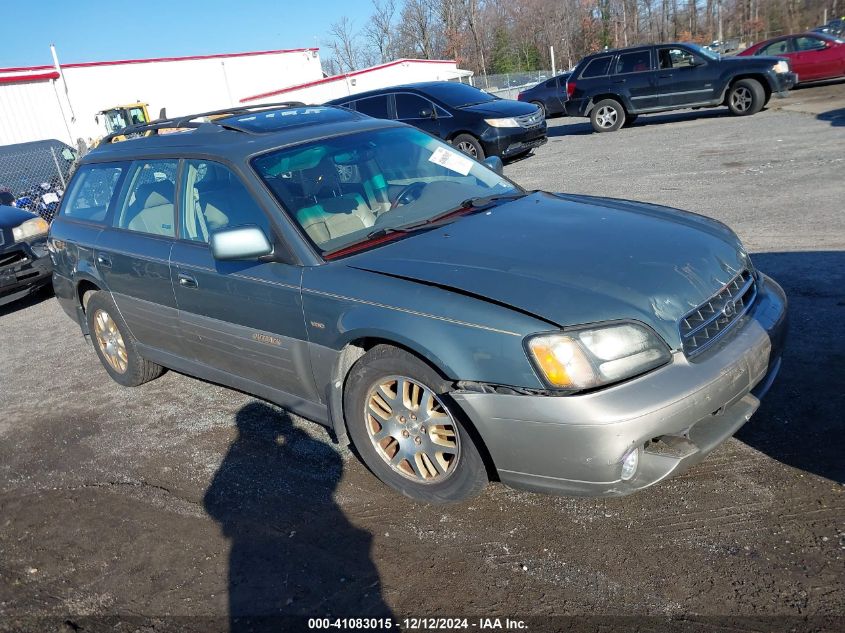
[1,91,844,632]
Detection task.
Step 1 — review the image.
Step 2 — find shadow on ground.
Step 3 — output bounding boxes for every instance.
[0,284,53,318]
[548,108,730,136]
[736,250,845,485]
[817,107,845,126]
[204,402,393,631]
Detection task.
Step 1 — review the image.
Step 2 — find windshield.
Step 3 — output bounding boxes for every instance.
[686,43,720,60]
[253,127,519,255]
[424,82,498,108]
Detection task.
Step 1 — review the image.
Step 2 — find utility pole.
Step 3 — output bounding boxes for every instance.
[550,45,556,76]
[717,0,723,46]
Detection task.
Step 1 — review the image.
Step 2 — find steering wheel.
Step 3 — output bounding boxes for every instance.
[390,181,427,210]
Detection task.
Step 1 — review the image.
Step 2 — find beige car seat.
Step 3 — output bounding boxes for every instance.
[294,159,376,244]
[126,181,175,236]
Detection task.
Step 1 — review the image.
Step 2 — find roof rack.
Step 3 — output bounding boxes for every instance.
[100,101,307,145]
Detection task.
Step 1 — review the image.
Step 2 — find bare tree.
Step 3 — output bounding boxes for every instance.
[399,0,439,58]
[327,16,361,73]
[363,0,398,64]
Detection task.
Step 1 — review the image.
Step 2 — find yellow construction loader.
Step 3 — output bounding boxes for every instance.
[93,103,156,146]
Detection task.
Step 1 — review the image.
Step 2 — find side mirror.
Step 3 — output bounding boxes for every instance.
[689,58,705,67]
[210,225,273,261]
[419,108,434,119]
[483,155,504,175]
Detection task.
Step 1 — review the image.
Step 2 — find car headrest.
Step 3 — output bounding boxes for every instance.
[135,180,174,209]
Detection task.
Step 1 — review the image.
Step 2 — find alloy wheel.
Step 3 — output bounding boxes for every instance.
[93,309,128,374]
[457,141,478,157]
[365,376,461,483]
[595,105,618,128]
[731,86,752,112]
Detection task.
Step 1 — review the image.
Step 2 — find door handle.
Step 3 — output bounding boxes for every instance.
[178,273,198,288]
[658,73,672,78]
[612,79,626,84]
[96,253,112,268]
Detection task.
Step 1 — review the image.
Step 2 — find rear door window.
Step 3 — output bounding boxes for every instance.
[758,39,791,55]
[61,163,126,223]
[580,56,612,78]
[614,50,653,74]
[113,159,179,237]
[354,95,390,118]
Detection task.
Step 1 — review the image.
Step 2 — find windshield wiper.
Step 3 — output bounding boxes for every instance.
[364,193,527,239]
[365,225,417,239]
[327,191,531,259]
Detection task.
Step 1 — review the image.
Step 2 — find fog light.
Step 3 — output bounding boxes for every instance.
[620,448,639,481]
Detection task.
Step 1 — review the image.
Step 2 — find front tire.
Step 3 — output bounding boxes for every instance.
[728,78,765,116]
[531,101,546,118]
[622,113,639,127]
[85,291,164,387]
[590,98,625,132]
[344,345,488,503]
[452,134,485,160]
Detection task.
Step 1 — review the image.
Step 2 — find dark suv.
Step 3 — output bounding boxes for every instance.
[565,43,797,132]
[49,103,786,503]
[325,82,546,160]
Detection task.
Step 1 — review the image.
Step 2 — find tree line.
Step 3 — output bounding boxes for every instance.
[324,0,841,76]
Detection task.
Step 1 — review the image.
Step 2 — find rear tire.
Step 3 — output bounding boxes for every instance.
[622,113,639,127]
[85,291,164,387]
[590,98,625,132]
[452,134,485,160]
[344,345,488,503]
[727,78,765,116]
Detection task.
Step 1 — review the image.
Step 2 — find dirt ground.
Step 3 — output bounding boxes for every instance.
[1,84,844,633]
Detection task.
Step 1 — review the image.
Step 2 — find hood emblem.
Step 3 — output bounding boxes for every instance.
[721,300,736,319]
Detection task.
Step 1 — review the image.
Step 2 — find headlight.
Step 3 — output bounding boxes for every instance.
[773,60,790,74]
[484,117,520,128]
[526,322,671,390]
[12,216,49,243]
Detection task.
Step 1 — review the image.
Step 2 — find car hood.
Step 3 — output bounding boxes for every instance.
[0,205,38,230]
[458,99,540,117]
[346,192,750,349]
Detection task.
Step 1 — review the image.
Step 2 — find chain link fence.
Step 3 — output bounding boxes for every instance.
[0,139,79,222]
[468,70,555,99]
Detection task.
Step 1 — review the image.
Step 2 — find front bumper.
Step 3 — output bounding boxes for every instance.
[481,124,548,158]
[771,70,798,95]
[452,274,787,497]
[0,239,52,306]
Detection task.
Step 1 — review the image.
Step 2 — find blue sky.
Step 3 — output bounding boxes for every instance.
[4,0,372,67]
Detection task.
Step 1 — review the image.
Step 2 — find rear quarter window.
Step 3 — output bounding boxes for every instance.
[60,163,126,224]
[580,56,613,78]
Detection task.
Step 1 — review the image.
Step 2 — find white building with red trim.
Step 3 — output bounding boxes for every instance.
[0,47,323,146]
[240,59,472,105]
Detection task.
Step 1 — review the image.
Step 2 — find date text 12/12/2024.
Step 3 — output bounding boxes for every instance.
[308,617,528,630]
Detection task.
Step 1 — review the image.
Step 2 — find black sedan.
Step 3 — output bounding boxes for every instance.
[0,205,52,306]
[325,81,546,160]
[517,72,572,117]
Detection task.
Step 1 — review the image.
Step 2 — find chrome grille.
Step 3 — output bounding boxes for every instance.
[517,111,544,128]
[679,269,757,357]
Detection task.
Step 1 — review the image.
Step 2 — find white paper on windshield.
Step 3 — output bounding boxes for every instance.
[42,192,59,204]
[428,146,473,176]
